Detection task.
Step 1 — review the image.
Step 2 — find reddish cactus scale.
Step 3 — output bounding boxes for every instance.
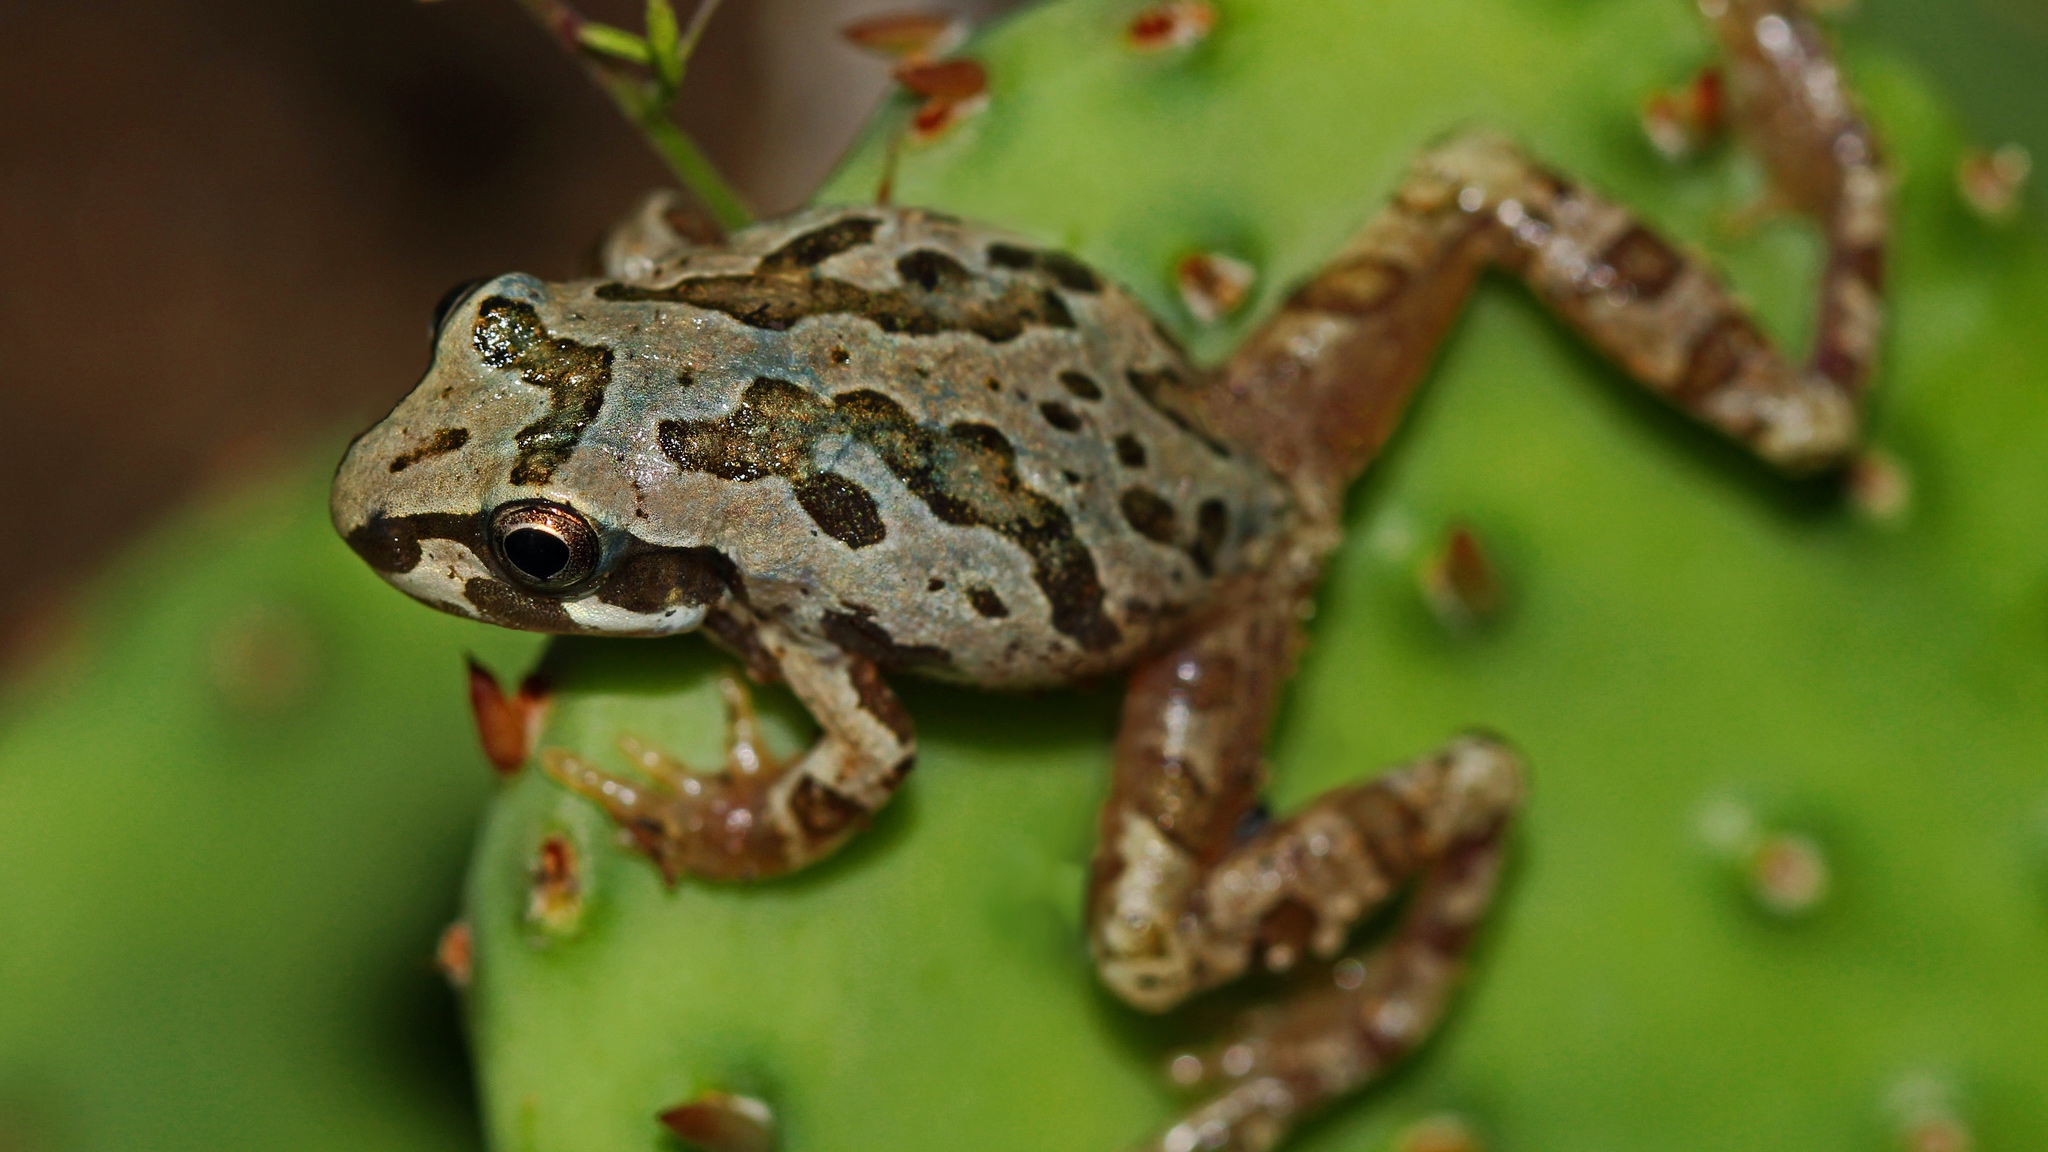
[1957,144,2032,223]
[1641,66,1727,160]
[1905,1116,1973,1152]
[841,11,963,61]
[1393,1114,1485,1152]
[468,659,551,774]
[1423,524,1503,629]
[659,1091,775,1152]
[909,96,978,140]
[896,59,988,141]
[1127,1,1217,51]
[435,921,474,990]
[1175,250,1257,323]
[842,11,988,144]
[527,834,583,935]
[1847,448,1912,523]
[1749,833,1829,916]
[893,58,987,102]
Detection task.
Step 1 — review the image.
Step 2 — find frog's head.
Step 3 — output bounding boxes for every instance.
[330,273,737,637]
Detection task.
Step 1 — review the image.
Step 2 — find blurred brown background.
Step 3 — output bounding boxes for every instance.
[0,0,2039,672]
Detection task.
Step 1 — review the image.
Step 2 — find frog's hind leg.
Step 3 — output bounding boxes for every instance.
[1098,3,1880,1147]
[1090,581,1524,1150]
[1147,773,1517,1152]
[1204,0,1883,505]
[543,606,915,882]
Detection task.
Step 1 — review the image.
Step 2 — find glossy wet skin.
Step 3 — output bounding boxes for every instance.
[331,206,1294,688]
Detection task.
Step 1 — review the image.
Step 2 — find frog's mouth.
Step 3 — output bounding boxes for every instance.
[338,505,735,637]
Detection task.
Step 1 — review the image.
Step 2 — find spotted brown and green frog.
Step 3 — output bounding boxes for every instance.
[331,2,1885,1146]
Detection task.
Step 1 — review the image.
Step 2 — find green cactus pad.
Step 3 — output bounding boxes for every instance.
[463,2,2048,1150]
[0,460,541,1151]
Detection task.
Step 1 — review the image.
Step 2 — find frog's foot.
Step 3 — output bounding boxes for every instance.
[545,672,898,883]
[545,611,918,883]
[541,676,788,881]
[1087,579,1524,1152]
[1132,743,1520,1152]
[1094,730,1523,1012]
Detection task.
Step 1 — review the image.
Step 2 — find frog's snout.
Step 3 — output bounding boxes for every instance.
[329,267,719,640]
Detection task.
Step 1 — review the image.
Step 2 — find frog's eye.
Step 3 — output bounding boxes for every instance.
[490,502,601,593]
[431,278,490,341]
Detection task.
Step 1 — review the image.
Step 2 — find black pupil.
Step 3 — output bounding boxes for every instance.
[503,527,571,582]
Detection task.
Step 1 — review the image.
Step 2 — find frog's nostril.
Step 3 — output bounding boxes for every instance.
[489,501,601,593]
[504,527,571,583]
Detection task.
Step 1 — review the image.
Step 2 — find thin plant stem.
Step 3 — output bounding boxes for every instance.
[674,0,724,75]
[508,0,753,231]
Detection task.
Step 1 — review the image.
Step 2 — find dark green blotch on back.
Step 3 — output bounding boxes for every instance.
[657,376,888,549]
[792,474,887,548]
[1036,253,1101,294]
[1114,434,1147,468]
[986,243,1035,271]
[1058,371,1102,400]
[966,587,1010,618]
[758,217,880,272]
[661,377,828,483]
[985,242,1102,294]
[822,607,953,671]
[660,378,1121,651]
[896,249,972,290]
[1189,499,1229,577]
[1039,401,1083,432]
[1119,487,1178,545]
[473,297,614,486]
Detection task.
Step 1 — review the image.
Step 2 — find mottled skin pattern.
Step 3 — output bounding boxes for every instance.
[331,2,1884,1147]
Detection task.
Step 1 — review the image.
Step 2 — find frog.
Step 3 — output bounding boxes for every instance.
[330,1,1885,1147]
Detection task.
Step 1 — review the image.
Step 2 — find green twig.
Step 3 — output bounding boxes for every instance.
[577,22,653,67]
[644,0,683,89]
[508,0,752,231]
[671,0,723,82]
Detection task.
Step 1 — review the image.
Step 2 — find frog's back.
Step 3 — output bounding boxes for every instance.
[575,206,1295,687]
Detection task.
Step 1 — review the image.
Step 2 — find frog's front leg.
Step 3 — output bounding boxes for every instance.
[544,605,915,882]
